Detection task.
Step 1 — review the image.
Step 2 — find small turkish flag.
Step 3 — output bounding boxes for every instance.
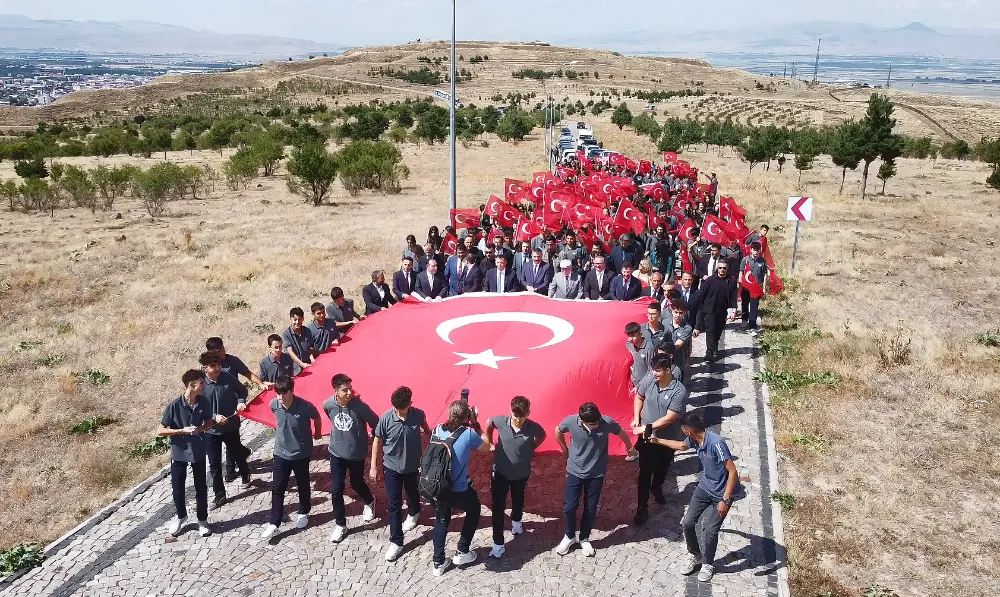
[741,261,764,299]
[441,233,458,256]
[663,151,678,163]
[648,208,666,231]
[677,218,697,244]
[700,214,730,244]
[725,216,751,244]
[514,215,540,243]
[680,244,693,273]
[614,198,645,236]
[768,269,784,295]
[487,226,505,247]
[485,195,519,228]
[450,208,480,230]
[640,182,664,200]
[719,196,746,222]
[504,178,528,203]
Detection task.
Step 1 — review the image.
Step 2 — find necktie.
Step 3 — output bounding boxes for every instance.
[624,277,629,293]
[498,271,504,293]
[534,264,539,280]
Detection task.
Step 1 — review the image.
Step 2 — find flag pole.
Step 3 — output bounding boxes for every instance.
[448,0,457,214]
[790,220,801,274]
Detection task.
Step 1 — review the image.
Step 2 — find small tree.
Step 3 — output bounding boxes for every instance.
[286,143,339,206]
[19,178,56,214]
[59,165,97,211]
[251,134,284,176]
[1,179,20,211]
[337,140,410,196]
[830,120,864,194]
[877,159,897,194]
[495,111,534,142]
[975,136,1000,190]
[611,103,633,130]
[855,93,904,200]
[222,148,260,190]
[133,164,180,217]
[14,157,48,179]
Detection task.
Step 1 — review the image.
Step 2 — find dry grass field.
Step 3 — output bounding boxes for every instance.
[1,41,999,597]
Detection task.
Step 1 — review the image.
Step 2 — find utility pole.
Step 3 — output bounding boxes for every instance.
[448,0,457,213]
[783,62,787,78]
[886,62,892,89]
[811,39,821,86]
[791,62,796,80]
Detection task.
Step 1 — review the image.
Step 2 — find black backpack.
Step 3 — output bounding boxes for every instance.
[419,426,465,500]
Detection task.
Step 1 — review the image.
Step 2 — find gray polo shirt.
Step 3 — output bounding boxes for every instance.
[258,353,295,383]
[665,320,693,371]
[307,319,340,353]
[161,395,211,463]
[557,415,622,479]
[640,321,669,352]
[201,371,247,435]
[326,300,358,332]
[684,431,736,500]
[635,375,687,440]
[374,407,427,474]
[490,416,546,481]
[739,255,768,287]
[270,396,319,461]
[323,397,379,462]
[626,339,657,386]
[281,326,315,375]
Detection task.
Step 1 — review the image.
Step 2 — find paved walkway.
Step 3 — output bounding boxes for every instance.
[2,325,787,597]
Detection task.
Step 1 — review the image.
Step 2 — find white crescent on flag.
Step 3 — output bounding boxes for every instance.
[532,186,544,200]
[602,183,613,196]
[707,221,722,237]
[622,206,636,221]
[436,312,575,350]
[454,213,474,226]
[550,199,565,213]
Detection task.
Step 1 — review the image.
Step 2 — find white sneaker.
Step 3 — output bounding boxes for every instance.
[489,544,505,558]
[329,524,346,543]
[432,560,452,576]
[555,535,576,556]
[580,540,596,557]
[402,514,419,532]
[362,503,376,523]
[167,516,187,536]
[511,521,523,535]
[385,543,404,562]
[260,524,278,540]
[197,520,212,537]
[681,553,701,575]
[452,550,477,566]
[697,564,715,582]
[296,513,309,529]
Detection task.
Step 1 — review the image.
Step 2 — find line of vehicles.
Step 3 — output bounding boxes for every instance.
[556,121,612,165]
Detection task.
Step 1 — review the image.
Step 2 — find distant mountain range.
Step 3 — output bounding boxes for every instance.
[0,14,344,58]
[571,21,1000,60]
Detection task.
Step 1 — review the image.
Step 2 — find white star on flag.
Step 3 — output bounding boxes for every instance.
[452,349,517,369]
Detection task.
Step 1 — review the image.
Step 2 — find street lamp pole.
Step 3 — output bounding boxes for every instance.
[448,0,457,213]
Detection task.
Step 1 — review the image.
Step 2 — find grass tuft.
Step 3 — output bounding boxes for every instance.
[972,330,1000,348]
[791,432,832,454]
[69,416,118,435]
[77,369,111,385]
[126,436,170,459]
[225,299,250,311]
[252,323,275,334]
[0,543,45,575]
[771,491,796,510]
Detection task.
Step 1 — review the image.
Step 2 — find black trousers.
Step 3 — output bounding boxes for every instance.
[329,455,374,526]
[705,310,728,356]
[206,431,250,497]
[170,459,208,522]
[269,455,311,526]
[384,468,420,546]
[490,470,529,545]
[637,439,675,509]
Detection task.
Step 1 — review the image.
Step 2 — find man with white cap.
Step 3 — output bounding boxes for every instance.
[548,259,582,299]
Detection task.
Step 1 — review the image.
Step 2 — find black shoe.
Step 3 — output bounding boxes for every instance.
[211,495,227,510]
[223,472,238,483]
[633,508,648,526]
[652,489,666,505]
[241,473,252,487]
[705,352,716,363]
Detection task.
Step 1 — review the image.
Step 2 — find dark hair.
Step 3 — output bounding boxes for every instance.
[496,253,507,262]
[680,411,706,431]
[390,386,413,409]
[709,242,722,250]
[750,241,762,251]
[181,369,204,386]
[545,235,557,242]
[330,287,344,300]
[648,301,661,312]
[465,254,477,264]
[275,375,294,394]
[485,243,495,251]
[671,302,688,314]
[760,224,769,231]
[578,402,602,424]
[371,270,383,282]
[310,302,326,313]
[331,373,352,389]
[198,351,221,366]
[511,396,530,418]
[532,248,543,256]
[205,337,224,351]
[266,334,282,347]
[406,234,417,243]
[443,400,472,432]
[289,307,304,318]
[624,322,642,335]
[402,256,413,263]
[565,230,576,238]
[650,353,673,372]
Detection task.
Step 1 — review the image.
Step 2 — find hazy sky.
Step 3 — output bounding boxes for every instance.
[2,0,996,44]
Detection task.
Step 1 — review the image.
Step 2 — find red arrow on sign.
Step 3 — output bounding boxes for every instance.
[790,197,809,221]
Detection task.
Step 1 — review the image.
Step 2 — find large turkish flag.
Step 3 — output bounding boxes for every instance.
[242,294,652,453]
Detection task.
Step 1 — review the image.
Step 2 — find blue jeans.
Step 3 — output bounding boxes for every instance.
[384,467,420,546]
[269,455,311,526]
[682,486,729,564]
[562,474,604,541]
[170,459,207,521]
[432,488,481,566]
[329,455,374,527]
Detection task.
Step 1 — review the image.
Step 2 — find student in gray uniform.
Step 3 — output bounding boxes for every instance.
[260,376,323,540]
[650,411,739,583]
[198,351,251,509]
[323,373,379,544]
[158,370,216,538]
[370,386,431,562]
[327,287,364,334]
[664,304,694,381]
[485,396,546,559]
[258,334,295,386]
[631,353,688,526]
[554,402,638,557]
[625,321,657,390]
[204,337,259,482]
[306,302,341,354]
[282,307,315,375]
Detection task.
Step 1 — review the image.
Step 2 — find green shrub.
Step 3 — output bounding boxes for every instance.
[770,491,796,510]
[127,436,170,458]
[0,543,45,575]
[70,416,118,435]
[79,369,111,385]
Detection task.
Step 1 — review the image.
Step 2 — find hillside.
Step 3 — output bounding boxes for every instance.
[1,40,996,142]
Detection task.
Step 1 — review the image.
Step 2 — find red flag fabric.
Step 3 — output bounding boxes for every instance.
[768,269,784,295]
[487,226,505,248]
[740,261,764,299]
[680,243,693,273]
[648,208,667,232]
[663,151,678,163]
[242,295,652,453]
[514,215,539,243]
[677,218,698,244]
[504,178,528,203]
[624,158,638,172]
[724,216,751,245]
[441,233,458,256]
[613,198,644,236]
[718,196,747,222]
[640,182,664,200]
[608,153,624,167]
[485,195,519,228]
[761,239,776,269]
[638,160,652,175]
[700,214,730,244]
[450,208,480,230]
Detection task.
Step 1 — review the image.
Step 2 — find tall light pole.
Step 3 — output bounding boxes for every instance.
[448,0,457,212]
[546,60,579,172]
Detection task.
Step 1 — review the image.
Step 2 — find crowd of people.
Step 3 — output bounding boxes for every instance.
[158,146,773,583]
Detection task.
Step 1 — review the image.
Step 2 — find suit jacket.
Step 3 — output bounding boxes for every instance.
[519,262,553,294]
[418,252,446,275]
[414,271,449,299]
[610,274,642,301]
[548,271,582,299]
[443,256,464,296]
[461,264,484,293]
[641,284,666,302]
[696,275,737,329]
[581,269,613,300]
[362,283,396,315]
[697,254,734,279]
[512,252,533,279]
[485,267,522,293]
[391,269,417,301]
[610,244,642,273]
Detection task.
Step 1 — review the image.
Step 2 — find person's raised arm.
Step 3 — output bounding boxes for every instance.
[651,437,688,451]
[483,417,496,451]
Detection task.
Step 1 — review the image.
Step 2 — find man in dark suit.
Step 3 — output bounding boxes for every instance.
[485,254,522,293]
[610,264,642,301]
[392,257,418,301]
[418,242,446,274]
[443,246,468,296]
[519,249,553,295]
[414,258,449,300]
[460,253,484,293]
[696,243,725,282]
[694,263,737,362]
[362,270,396,315]
[677,272,701,328]
[581,255,613,300]
[477,243,497,278]
[610,234,642,274]
[640,272,666,303]
[512,241,533,280]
